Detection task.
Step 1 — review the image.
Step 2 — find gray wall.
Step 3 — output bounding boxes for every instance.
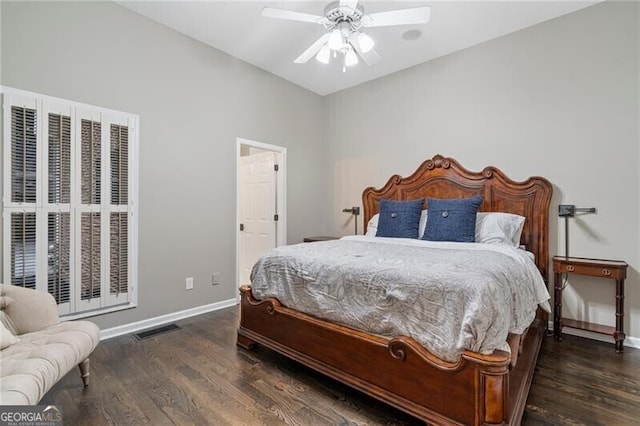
[0,1,329,329]
[2,1,639,343]
[325,1,640,341]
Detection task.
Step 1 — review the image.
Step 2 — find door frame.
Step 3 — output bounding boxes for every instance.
[236,137,287,295]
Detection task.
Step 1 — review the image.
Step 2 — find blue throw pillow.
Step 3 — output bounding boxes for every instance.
[423,196,483,242]
[375,199,424,239]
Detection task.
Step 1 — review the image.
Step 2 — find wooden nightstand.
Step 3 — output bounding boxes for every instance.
[553,256,628,352]
[303,236,339,243]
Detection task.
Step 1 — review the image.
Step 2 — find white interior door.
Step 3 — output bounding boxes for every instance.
[239,151,277,286]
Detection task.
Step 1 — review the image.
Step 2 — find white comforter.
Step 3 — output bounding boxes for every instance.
[250,236,551,362]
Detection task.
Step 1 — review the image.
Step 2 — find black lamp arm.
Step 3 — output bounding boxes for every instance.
[342,207,360,215]
[558,204,597,257]
[558,204,597,217]
[342,206,360,235]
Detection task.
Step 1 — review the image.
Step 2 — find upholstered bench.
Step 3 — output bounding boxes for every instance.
[0,284,100,405]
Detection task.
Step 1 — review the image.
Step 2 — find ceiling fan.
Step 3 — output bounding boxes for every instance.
[262,0,431,71]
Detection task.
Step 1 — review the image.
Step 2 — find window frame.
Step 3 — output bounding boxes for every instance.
[1,86,139,320]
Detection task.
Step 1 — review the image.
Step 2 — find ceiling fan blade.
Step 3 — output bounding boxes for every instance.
[262,7,328,25]
[361,6,431,28]
[358,47,381,66]
[294,33,331,63]
[350,36,381,66]
[339,0,359,12]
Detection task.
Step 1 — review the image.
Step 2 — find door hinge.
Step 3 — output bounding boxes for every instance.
[274,164,279,172]
[274,214,279,222]
[240,223,244,231]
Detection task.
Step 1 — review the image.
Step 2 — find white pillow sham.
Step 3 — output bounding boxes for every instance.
[365,214,378,236]
[367,210,525,247]
[475,212,525,247]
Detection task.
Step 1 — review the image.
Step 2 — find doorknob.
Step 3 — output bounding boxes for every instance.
[240,223,245,231]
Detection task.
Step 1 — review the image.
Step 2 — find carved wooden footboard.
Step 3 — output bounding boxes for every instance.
[238,286,545,425]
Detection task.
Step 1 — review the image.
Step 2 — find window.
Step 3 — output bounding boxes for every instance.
[2,87,138,318]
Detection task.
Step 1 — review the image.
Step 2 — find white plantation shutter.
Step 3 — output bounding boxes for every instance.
[48,113,71,204]
[110,124,128,205]
[11,106,38,204]
[106,116,132,307]
[81,119,101,205]
[80,212,101,306]
[47,212,71,308]
[109,212,129,304]
[2,88,138,318]
[10,212,37,289]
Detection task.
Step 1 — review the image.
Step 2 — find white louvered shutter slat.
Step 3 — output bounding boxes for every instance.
[48,113,71,204]
[11,106,37,204]
[110,212,128,296]
[48,212,71,304]
[10,212,37,289]
[110,124,129,205]
[81,119,101,205]
[81,212,101,301]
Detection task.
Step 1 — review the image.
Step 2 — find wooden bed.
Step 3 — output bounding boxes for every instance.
[237,154,552,425]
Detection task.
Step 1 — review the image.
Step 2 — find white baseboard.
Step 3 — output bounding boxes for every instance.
[548,321,640,350]
[100,298,238,341]
[626,335,640,349]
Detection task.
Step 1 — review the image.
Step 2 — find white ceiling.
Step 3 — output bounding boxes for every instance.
[118,1,598,96]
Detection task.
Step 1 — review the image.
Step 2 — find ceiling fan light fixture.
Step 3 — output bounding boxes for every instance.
[316,44,331,64]
[328,29,343,50]
[357,33,374,53]
[345,47,358,67]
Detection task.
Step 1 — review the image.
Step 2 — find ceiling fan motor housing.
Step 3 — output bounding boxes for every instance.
[324,1,364,31]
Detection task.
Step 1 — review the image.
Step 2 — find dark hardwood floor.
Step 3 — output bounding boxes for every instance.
[42,306,640,425]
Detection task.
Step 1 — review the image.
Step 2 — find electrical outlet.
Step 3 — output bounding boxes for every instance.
[212,273,220,286]
[185,277,194,290]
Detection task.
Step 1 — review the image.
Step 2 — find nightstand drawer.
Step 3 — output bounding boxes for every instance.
[553,258,627,280]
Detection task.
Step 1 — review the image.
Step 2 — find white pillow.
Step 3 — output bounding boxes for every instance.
[0,322,20,350]
[365,210,428,238]
[418,209,428,239]
[475,212,525,247]
[365,213,379,236]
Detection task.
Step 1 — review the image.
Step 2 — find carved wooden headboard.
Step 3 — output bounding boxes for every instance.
[362,155,553,281]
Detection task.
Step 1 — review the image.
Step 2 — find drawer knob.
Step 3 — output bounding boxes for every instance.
[602,268,611,276]
[566,265,575,272]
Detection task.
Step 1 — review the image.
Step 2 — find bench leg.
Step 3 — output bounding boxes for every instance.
[79,358,90,387]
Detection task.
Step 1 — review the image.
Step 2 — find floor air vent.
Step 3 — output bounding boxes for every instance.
[133,324,181,340]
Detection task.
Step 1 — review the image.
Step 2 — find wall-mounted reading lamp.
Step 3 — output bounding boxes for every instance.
[558,204,597,257]
[342,206,361,235]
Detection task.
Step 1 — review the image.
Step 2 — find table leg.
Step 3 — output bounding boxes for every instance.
[554,272,563,341]
[614,278,625,353]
